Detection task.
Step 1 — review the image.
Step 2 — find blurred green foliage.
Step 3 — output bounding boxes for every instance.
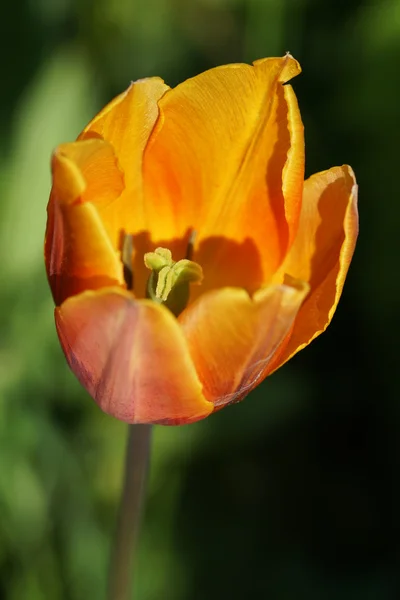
[0,0,398,598]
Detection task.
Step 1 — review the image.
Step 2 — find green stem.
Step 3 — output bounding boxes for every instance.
[108,424,153,600]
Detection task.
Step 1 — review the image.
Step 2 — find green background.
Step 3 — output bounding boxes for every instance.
[0,0,397,598]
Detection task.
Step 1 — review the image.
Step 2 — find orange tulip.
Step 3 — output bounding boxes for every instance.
[45,55,358,425]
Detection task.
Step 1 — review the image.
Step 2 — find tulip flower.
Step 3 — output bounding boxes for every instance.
[45,55,358,425]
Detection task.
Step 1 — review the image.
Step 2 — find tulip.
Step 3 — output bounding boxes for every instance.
[45,55,358,425]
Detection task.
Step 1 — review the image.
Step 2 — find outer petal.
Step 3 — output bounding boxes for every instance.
[179,282,309,407]
[45,141,125,306]
[55,288,213,425]
[79,77,170,246]
[143,55,304,291]
[271,165,358,367]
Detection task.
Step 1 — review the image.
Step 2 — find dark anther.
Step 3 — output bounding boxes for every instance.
[186,229,197,260]
[121,233,134,290]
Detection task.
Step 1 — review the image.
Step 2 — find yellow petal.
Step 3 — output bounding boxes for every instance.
[179,282,309,407]
[45,141,124,305]
[55,288,213,424]
[53,139,125,207]
[79,77,170,245]
[272,165,358,366]
[143,55,304,289]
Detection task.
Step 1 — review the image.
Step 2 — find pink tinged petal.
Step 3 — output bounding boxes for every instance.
[55,288,213,425]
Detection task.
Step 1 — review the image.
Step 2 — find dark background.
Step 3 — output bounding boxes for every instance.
[0,0,398,598]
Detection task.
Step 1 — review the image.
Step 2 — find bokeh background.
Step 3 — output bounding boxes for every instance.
[0,0,398,598]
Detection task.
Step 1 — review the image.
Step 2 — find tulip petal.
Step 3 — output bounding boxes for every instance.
[53,139,125,208]
[179,282,309,407]
[272,165,358,366]
[45,142,125,305]
[55,288,213,424]
[143,55,304,289]
[79,77,170,245]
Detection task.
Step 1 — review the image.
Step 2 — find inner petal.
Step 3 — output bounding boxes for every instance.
[142,56,304,284]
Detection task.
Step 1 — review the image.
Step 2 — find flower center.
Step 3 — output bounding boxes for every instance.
[144,247,203,316]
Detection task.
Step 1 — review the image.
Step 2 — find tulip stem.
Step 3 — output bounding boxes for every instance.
[108,424,152,600]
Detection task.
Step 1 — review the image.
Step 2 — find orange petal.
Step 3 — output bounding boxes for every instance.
[79,77,170,245]
[53,139,125,208]
[45,141,125,305]
[55,288,213,424]
[179,282,309,407]
[143,55,304,290]
[272,165,358,366]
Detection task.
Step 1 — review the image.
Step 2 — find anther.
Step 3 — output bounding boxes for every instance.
[121,233,134,290]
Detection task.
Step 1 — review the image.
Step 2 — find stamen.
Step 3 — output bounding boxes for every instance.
[121,233,134,290]
[186,229,197,260]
